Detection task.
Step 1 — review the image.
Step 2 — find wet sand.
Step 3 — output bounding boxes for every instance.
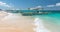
[0,11,35,32]
[43,20,60,32]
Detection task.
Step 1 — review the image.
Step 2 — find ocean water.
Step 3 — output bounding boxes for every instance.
[33,13,60,25]
[33,12,60,32]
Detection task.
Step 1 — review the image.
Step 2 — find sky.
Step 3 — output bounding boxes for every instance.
[0,0,60,10]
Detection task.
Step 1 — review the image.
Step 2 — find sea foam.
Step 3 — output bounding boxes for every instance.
[33,18,51,32]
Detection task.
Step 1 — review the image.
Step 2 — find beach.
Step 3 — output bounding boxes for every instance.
[0,11,60,32]
[0,11,35,32]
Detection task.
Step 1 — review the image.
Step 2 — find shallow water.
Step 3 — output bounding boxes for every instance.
[33,13,60,32]
[33,13,60,25]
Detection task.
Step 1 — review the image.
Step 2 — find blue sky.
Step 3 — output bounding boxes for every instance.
[0,0,60,10]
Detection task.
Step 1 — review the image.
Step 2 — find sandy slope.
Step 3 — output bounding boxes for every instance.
[0,11,35,32]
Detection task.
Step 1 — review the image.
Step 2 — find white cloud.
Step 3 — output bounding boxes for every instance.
[46,5,55,7]
[36,6,42,8]
[46,3,60,8]
[0,1,11,7]
[56,3,60,6]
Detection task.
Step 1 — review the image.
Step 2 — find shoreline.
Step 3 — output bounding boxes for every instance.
[34,18,50,32]
[0,11,60,32]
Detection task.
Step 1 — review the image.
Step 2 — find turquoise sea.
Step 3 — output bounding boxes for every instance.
[33,13,60,26]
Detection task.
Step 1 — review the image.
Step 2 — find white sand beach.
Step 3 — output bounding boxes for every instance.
[0,11,35,32]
